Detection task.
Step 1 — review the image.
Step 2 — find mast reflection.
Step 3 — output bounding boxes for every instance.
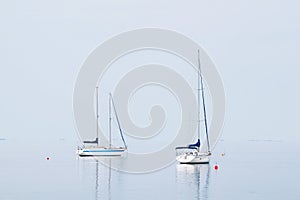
[78,157,112,200]
[176,164,211,200]
[95,158,112,200]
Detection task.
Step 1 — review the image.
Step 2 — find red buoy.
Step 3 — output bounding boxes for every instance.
[214,165,219,170]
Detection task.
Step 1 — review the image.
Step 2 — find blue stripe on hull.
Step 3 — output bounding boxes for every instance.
[83,149,125,153]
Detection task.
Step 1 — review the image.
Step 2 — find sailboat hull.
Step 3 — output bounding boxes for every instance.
[176,153,210,164]
[77,147,126,156]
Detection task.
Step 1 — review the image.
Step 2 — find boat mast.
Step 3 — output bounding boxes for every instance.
[96,86,99,147]
[197,50,211,153]
[109,94,112,148]
[197,52,201,142]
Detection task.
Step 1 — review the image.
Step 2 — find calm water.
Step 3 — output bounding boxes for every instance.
[0,139,299,200]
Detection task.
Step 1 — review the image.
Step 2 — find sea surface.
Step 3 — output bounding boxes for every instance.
[0,139,299,200]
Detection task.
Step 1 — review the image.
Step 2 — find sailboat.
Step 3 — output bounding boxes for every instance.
[175,50,211,164]
[77,88,127,156]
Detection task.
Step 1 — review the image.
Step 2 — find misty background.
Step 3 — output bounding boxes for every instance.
[0,0,299,144]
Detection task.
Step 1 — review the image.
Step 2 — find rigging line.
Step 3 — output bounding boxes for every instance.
[198,50,211,153]
[109,93,128,149]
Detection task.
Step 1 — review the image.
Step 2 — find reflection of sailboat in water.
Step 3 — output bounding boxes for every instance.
[176,164,211,200]
[94,159,112,200]
[176,50,211,164]
[78,156,113,200]
[77,88,127,156]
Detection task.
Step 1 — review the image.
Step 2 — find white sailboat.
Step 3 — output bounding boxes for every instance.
[77,89,127,156]
[176,50,211,164]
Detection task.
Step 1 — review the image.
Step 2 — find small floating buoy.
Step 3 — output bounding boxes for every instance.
[214,165,219,170]
[46,157,50,160]
[221,153,225,157]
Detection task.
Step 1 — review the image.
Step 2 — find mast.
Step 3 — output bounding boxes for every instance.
[197,50,211,153]
[197,52,201,141]
[109,94,112,148]
[96,86,99,147]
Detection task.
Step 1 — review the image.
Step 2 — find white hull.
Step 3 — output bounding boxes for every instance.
[77,147,126,156]
[176,153,210,164]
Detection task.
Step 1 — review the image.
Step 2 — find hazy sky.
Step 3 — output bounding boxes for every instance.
[0,0,299,143]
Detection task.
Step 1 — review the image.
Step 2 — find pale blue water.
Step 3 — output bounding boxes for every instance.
[0,139,299,200]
